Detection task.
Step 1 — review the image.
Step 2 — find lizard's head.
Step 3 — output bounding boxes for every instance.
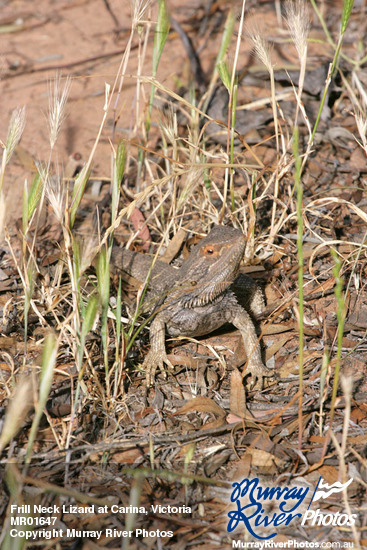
[177,225,246,308]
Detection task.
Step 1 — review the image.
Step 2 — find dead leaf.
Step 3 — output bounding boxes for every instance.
[350,145,367,173]
[0,279,16,292]
[166,353,206,369]
[324,126,355,149]
[350,407,366,424]
[274,413,314,443]
[262,323,293,335]
[229,450,252,479]
[202,417,227,430]
[180,421,196,433]
[229,368,246,418]
[106,448,146,464]
[227,413,243,424]
[174,396,226,418]
[161,227,187,263]
[130,207,150,251]
[347,307,367,330]
[243,448,286,471]
[265,335,292,362]
[306,277,336,296]
[278,350,321,378]
[346,434,367,445]
[0,336,23,351]
[0,268,10,282]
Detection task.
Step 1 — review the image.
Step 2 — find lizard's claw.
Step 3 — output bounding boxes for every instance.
[142,350,175,386]
[245,361,274,391]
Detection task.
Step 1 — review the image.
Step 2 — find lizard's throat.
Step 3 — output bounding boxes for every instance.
[180,280,229,308]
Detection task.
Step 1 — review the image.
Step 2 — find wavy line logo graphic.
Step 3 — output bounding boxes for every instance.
[309,477,353,507]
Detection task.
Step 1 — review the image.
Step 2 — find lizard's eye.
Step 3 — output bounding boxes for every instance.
[201,245,218,258]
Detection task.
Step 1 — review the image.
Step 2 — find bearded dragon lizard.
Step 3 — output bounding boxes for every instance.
[112,225,272,386]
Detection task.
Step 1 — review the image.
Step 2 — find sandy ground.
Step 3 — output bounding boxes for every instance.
[0,0,284,230]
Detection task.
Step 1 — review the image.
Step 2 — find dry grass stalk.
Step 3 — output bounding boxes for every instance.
[285,0,310,127]
[250,32,282,243]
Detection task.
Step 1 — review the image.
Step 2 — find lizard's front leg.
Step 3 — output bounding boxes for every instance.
[143,315,174,386]
[231,273,266,318]
[231,306,272,388]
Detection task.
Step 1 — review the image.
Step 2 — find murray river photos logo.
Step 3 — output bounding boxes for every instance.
[227,476,356,540]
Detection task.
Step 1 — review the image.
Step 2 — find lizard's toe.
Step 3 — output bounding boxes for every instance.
[143,350,174,386]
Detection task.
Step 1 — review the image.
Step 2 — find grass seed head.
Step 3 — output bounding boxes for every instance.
[5,106,26,165]
[48,74,71,149]
[285,0,310,60]
[251,33,273,74]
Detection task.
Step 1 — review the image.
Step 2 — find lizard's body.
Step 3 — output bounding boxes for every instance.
[112,225,271,385]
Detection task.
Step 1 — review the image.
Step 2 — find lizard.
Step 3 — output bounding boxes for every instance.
[112,225,272,386]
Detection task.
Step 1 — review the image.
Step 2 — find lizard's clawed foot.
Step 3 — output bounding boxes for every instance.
[245,361,274,390]
[143,350,175,386]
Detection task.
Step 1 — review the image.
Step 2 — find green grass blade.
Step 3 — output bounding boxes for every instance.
[97,246,111,376]
[25,334,58,464]
[215,9,235,68]
[217,60,231,91]
[80,294,99,347]
[330,249,346,404]
[27,172,43,221]
[152,0,170,77]
[147,0,170,133]
[112,140,126,222]
[341,0,354,34]
[70,165,90,229]
[22,180,28,236]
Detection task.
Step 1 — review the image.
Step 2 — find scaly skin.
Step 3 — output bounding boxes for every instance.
[112,225,272,386]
